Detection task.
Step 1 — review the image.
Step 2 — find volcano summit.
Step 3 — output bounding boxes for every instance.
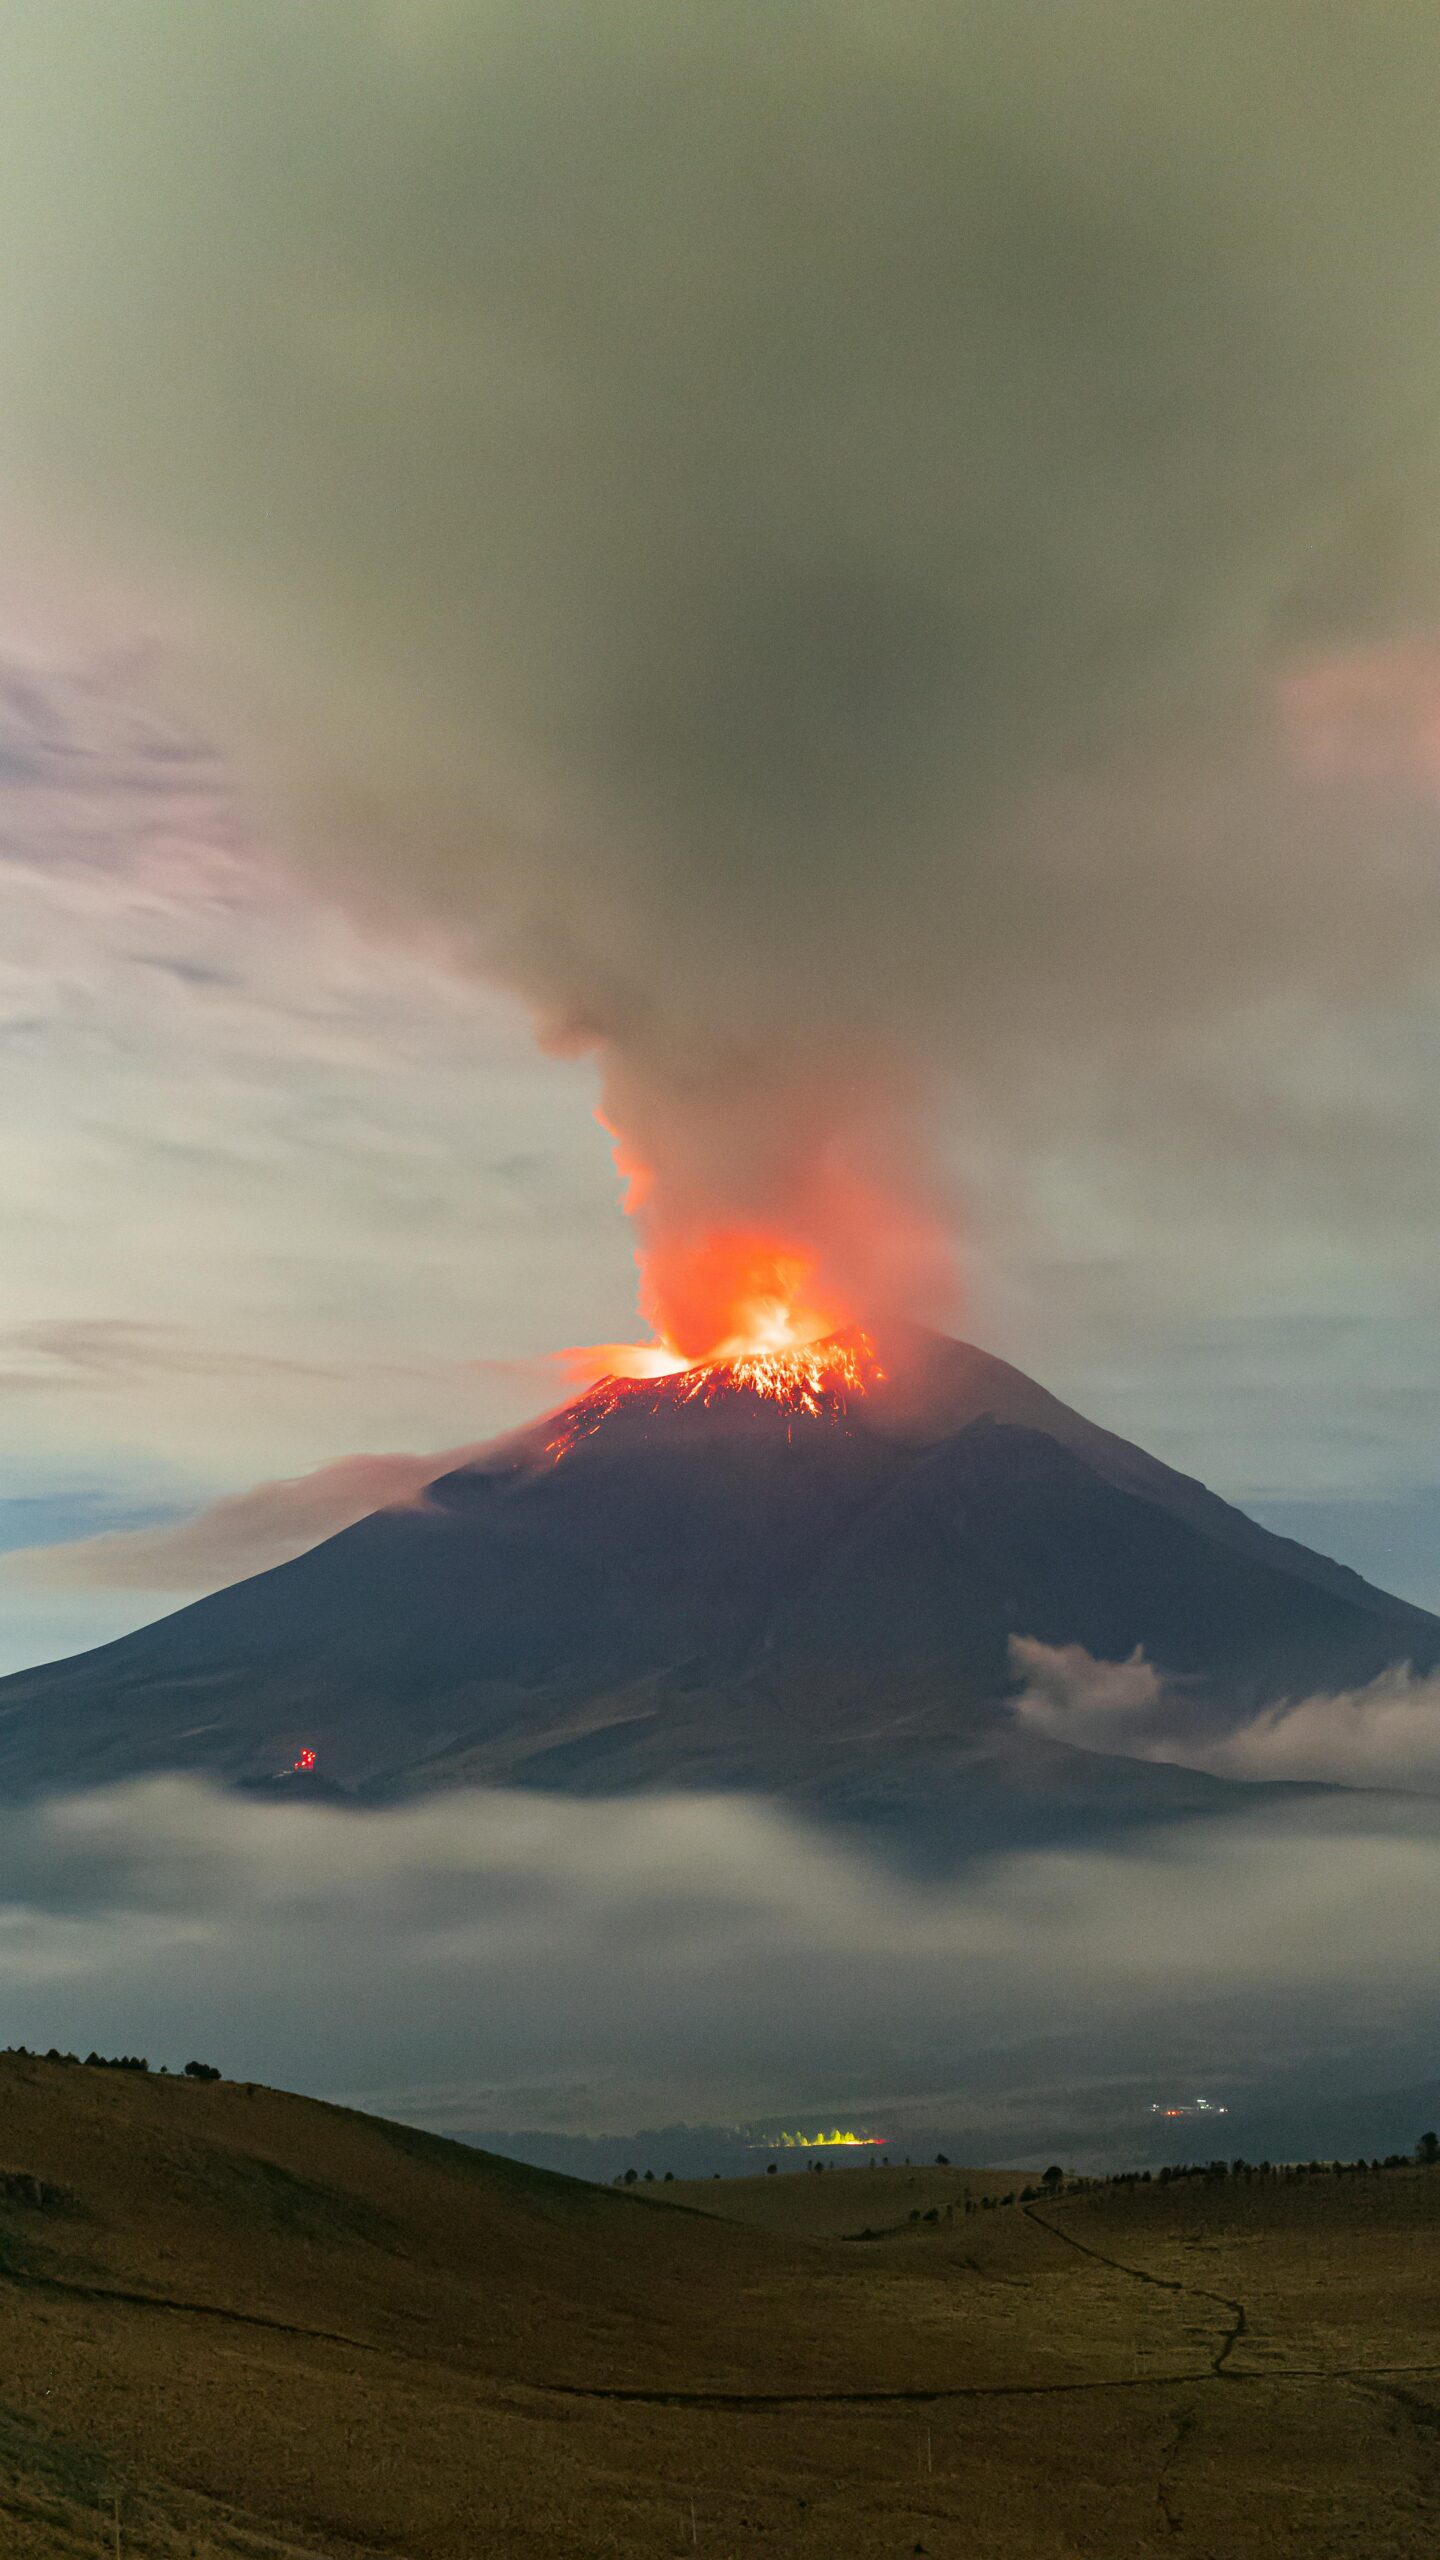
[549,1330,885,1456]
[2,1325,1436,1844]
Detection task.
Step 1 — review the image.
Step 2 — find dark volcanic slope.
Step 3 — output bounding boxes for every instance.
[0,1326,1434,1819]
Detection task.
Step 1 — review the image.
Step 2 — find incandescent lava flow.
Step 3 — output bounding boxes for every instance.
[549,1327,885,1460]
[553,1211,894,1457]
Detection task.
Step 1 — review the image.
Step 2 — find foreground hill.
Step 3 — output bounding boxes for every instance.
[0,1327,1435,1839]
[1,2051,1438,2558]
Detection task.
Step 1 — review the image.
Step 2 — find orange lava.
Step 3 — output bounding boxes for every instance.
[548,1329,883,1460]
[636,1230,845,1366]
[590,1112,851,1366]
[555,1108,922,1444]
[560,1185,863,1400]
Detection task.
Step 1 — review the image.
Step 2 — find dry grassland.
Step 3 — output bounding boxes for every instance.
[1,2053,1437,2558]
[642,2159,1023,2236]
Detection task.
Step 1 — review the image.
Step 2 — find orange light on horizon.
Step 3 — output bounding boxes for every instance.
[768,2129,887,2149]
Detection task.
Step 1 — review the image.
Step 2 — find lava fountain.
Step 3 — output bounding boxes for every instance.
[549,1325,884,1460]
[552,1107,944,1456]
[552,1199,888,1461]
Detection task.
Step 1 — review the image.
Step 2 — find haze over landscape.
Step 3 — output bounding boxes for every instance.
[0,6,1438,2553]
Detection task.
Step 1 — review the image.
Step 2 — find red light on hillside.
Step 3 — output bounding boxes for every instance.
[293,1748,316,1772]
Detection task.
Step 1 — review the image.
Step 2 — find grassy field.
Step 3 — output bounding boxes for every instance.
[638,2157,1025,2236]
[1,2052,1438,2557]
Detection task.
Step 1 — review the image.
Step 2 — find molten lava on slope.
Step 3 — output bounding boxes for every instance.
[549,1329,884,1460]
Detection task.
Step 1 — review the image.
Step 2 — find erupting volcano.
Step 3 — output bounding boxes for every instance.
[2,1321,1438,1842]
[573,1094,959,1388]
[553,1190,897,1456]
[550,1329,884,1459]
[0,915,1428,1832]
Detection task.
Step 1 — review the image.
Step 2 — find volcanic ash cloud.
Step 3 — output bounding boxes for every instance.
[1,4,1439,1345]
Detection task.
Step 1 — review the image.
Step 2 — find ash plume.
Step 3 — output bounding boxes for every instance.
[1,4,1438,1337]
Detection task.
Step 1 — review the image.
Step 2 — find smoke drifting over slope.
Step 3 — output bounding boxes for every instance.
[1,4,1439,1339]
[0,1441,496,1595]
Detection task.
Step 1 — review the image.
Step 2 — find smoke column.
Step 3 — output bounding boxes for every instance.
[1,4,1438,1352]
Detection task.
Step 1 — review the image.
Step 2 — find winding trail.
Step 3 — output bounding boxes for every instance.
[4,2211,1439,2417]
[536,2357,1440,2411]
[0,2257,390,2360]
[540,2198,1437,2410]
[1020,2198,1249,2376]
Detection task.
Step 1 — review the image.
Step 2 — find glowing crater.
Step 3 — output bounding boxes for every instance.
[548,1330,883,1460]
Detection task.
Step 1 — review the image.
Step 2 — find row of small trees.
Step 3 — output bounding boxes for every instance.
[613,2142,1440,2192]
[1017,2142,1440,2199]
[3,2045,221,2081]
[83,2051,221,2081]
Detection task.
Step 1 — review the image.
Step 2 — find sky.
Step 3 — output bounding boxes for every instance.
[0,5,1437,2146]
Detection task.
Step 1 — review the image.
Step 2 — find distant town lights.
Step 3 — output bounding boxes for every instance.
[746,2129,887,2149]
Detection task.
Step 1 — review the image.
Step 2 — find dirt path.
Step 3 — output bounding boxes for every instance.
[5,2218,1438,2418]
[1020,2197,1248,2376]
[538,2356,1440,2411]
[540,2198,1440,2409]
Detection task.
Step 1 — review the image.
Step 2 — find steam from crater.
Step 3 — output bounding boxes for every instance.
[1,2,1439,1343]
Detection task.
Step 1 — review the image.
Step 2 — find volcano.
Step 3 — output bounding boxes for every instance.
[1,1325,1436,1844]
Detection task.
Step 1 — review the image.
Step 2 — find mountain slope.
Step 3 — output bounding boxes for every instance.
[2,2049,1438,2560]
[0,1325,1433,1821]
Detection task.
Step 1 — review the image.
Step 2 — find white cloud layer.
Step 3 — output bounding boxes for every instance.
[1011,1636,1440,1794]
[1,1777,1439,2141]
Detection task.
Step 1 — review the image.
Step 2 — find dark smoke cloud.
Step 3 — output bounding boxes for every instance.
[0,4,1438,1311]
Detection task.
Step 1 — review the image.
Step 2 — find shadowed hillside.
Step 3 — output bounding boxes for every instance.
[2,2050,1438,2556]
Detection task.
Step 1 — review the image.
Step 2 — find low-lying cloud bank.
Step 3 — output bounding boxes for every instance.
[2,1777,1438,2139]
[1011,1637,1440,1793]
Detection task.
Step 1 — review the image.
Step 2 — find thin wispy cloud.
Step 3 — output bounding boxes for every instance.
[1,1439,495,1592]
[0,1320,340,1394]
